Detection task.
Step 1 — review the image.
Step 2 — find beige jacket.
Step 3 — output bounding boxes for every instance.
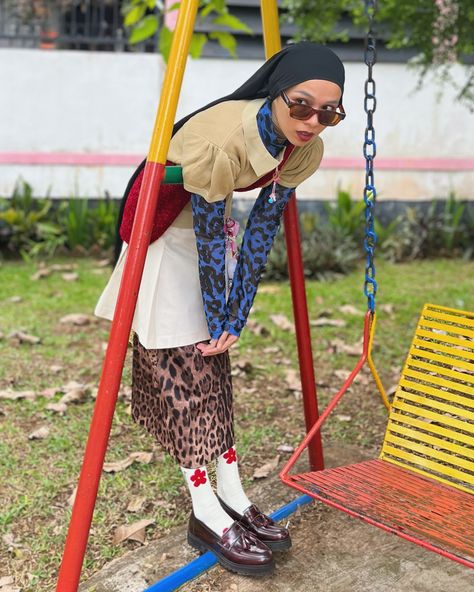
[167,98,324,228]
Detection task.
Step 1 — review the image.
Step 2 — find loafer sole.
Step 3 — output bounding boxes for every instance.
[263,536,292,552]
[187,531,275,577]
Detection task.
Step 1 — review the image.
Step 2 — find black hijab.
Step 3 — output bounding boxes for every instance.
[172,42,345,134]
[114,43,345,261]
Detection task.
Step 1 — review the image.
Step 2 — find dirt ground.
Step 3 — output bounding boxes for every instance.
[80,445,473,592]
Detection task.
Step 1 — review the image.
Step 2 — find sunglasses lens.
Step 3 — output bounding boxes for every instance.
[319,111,340,126]
[289,104,315,120]
[289,106,344,126]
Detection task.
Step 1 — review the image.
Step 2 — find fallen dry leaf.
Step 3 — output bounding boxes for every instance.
[262,346,280,354]
[28,426,50,440]
[59,313,93,326]
[311,318,347,328]
[336,414,352,422]
[258,285,281,294]
[387,384,399,398]
[1,535,23,550]
[130,451,154,464]
[379,303,395,316]
[8,296,23,303]
[31,268,51,280]
[0,576,15,587]
[246,319,270,337]
[103,457,135,473]
[234,360,254,374]
[253,455,280,480]
[119,385,132,402]
[112,518,155,545]
[59,387,88,405]
[328,338,362,356]
[41,387,60,398]
[277,444,294,454]
[62,380,85,391]
[338,304,364,316]
[96,258,111,268]
[269,314,295,332]
[333,369,365,383]
[61,272,79,282]
[51,263,76,272]
[50,364,63,373]
[45,402,68,414]
[67,486,78,507]
[127,496,147,513]
[103,451,153,473]
[9,330,41,345]
[0,389,36,401]
[284,369,301,392]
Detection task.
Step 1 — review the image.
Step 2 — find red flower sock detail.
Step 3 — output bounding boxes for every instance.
[223,447,237,464]
[190,468,207,487]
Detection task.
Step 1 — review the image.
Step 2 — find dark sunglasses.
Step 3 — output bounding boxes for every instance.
[280,90,346,126]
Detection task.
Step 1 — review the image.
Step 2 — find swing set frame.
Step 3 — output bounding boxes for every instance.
[55,1,473,590]
[56,2,324,590]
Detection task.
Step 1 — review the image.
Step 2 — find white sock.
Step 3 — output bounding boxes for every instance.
[216,446,252,514]
[181,465,234,536]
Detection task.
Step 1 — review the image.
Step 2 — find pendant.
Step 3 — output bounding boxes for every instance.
[268,166,280,204]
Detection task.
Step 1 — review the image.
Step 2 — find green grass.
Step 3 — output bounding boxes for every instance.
[0,256,473,590]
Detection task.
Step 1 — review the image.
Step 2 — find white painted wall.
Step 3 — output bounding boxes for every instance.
[1,48,473,201]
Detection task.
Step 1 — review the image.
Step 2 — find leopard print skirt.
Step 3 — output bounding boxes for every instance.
[131,335,234,468]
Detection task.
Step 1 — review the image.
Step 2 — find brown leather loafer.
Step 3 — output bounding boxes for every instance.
[218,498,292,551]
[187,512,274,576]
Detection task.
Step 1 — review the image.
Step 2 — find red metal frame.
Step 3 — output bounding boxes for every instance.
[280,311,373,482]
[56,162,165,591]
[284,196,324,471]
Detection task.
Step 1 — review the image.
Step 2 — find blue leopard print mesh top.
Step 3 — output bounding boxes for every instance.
[191,99,295,340]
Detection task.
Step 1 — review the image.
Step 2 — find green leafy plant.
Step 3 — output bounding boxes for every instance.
[323,189,366,242]
[122,0,252,61]
[0,179,64,258]
[265,211,360,280]
[88,194,120,250]
[378,195,472,262]
[58,197,90,251]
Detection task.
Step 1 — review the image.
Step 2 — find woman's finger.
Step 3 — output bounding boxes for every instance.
[216,331,229,350]
[202,334,239,356]
[196,339,217,353]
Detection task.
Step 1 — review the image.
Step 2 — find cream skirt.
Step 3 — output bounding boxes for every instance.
[95,226,211,349]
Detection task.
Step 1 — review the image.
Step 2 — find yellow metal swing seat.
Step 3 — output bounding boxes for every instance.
[281,303,474,568]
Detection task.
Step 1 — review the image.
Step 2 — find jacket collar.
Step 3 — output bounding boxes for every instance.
[242,98,287,177]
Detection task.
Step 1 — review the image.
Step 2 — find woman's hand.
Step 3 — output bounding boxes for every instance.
[197,331,239,356]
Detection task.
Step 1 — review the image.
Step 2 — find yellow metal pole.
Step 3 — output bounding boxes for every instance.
[260,0,324,471]
[260,0,282,55]
[367,313,391,410]
[56,2,198,590]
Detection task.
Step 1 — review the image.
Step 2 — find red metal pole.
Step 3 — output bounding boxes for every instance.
[259,0,324,472]
[55,3,199,590]
[284,196,324,471]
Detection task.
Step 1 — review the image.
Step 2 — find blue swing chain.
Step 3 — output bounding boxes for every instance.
[363,0,378,313]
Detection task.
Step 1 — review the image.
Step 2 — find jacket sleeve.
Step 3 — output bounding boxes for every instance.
[191,193,227,340]
[224,183,294,337]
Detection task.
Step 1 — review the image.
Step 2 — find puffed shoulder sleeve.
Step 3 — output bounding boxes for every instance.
[278,136,324,189]
[180,132,241,203]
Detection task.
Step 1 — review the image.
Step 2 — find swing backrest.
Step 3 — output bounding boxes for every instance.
[380,303,474,494]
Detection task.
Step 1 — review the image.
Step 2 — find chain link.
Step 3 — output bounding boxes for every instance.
[363,0,378,312]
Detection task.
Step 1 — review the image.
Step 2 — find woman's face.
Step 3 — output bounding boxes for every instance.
[272,79,342,147]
